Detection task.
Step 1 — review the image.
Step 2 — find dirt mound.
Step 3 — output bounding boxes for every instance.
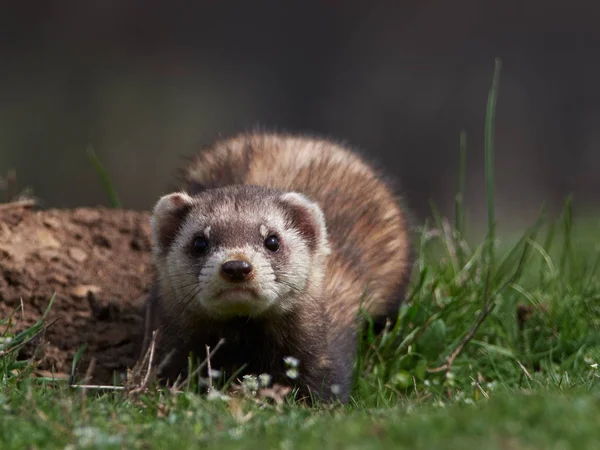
[0,204,154,383]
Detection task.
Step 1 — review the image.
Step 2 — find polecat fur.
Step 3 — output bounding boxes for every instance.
[142,132,414,403]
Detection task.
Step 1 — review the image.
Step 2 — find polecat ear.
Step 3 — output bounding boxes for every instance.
[151,191,195,254]
[279,192,331,256]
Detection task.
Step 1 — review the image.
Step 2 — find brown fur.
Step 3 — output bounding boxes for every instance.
[142,132,414,403]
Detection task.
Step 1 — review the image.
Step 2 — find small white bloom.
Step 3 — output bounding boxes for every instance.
[207,390,231,402]
[0,336,12,351]
[242,374,259,391]
[258,373,272,387]
[283,356,299,367]
[208,369,222,379]
[286,368,298,379]
[228,427,244,440]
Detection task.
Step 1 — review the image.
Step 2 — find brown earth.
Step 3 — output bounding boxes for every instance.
[0,203,153,384]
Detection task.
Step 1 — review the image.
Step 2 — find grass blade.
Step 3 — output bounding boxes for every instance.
[484,58,502,263]
[455,129,467,237]
[69,343,89,385]
[87,145,122,208]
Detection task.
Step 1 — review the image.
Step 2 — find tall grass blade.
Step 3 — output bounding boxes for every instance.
[455,129,467,237]
[559,196,573,276]
[484,58,502,263]
[87,145,122,208]
[69,344,88,385]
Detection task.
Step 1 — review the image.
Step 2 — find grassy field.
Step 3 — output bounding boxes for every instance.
[2,60,600,449]
[2,204,599,449]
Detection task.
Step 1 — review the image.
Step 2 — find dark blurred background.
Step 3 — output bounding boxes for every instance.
[2,1,599,233]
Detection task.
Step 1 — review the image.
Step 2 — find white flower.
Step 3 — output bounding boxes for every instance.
[208,369,222,379]
[242,374,259,391]
[228,427,244,440]
[207,390,231,402]
[283,356,299,367]
[258,373,272,387]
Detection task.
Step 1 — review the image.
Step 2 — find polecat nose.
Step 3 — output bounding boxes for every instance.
[220,260,253,282]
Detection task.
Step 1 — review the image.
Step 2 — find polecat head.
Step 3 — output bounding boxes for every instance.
[150,185,331,318]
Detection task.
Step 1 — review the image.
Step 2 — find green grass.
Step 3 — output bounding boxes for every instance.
[2,58,600,448]
[87,145,122,208]
[2,384,600,449]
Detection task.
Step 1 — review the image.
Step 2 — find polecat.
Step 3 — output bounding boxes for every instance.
[142,132,414,403]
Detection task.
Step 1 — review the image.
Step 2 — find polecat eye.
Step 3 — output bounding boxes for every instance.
[191,236,209,256]
[264,235,280,252]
